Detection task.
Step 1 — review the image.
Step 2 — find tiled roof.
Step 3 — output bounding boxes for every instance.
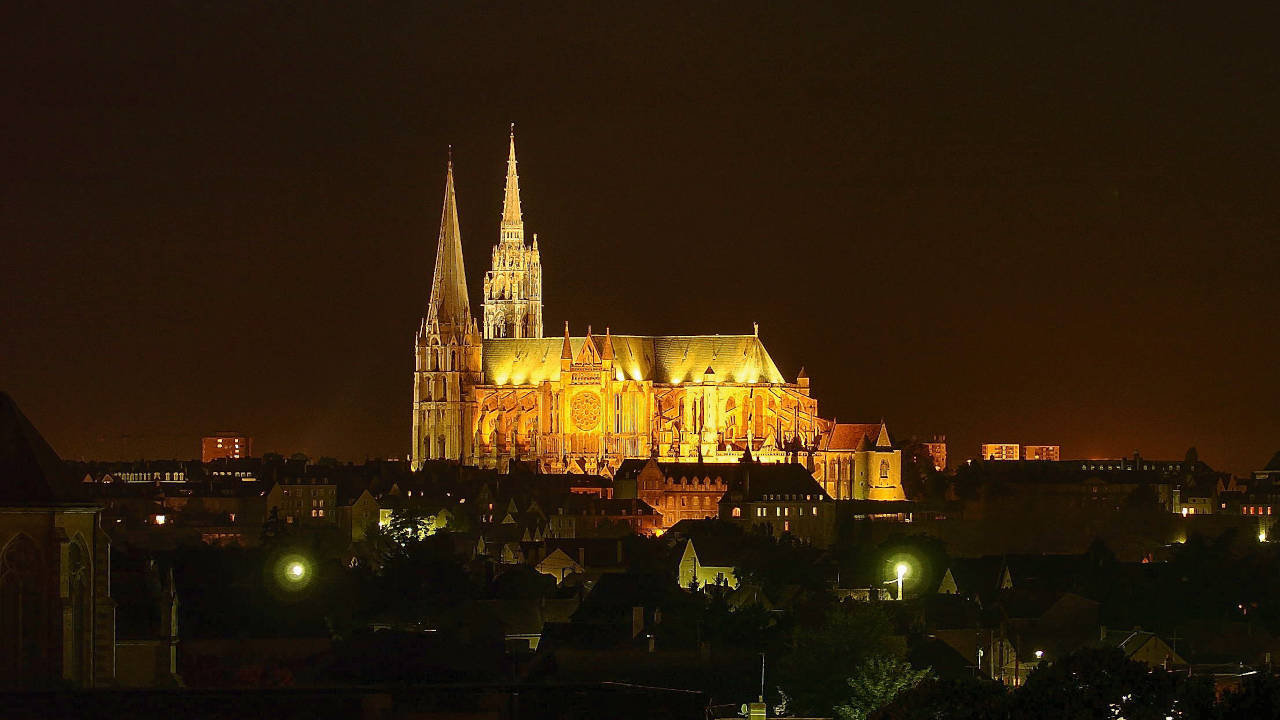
[481,334,785,386]
[721,462,831,503]
[821,422,890,451]
[618,459,829,503]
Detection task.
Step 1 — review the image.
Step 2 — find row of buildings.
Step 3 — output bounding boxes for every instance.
[65,445,1280,552]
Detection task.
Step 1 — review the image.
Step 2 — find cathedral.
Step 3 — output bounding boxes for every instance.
[411,128,903,501]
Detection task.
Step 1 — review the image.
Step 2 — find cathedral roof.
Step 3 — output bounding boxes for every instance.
[481,334,786,386]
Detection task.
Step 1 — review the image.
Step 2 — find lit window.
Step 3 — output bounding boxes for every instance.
[154,514,166,525]
[732,507,741,517]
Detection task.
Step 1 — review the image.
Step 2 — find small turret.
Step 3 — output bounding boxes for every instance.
[602,327,615,361]
[561,321,573,367]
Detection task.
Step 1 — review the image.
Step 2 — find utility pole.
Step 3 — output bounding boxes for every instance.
[759,652,766,702]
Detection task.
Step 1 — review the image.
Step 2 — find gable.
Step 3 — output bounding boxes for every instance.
[936,568,958,594]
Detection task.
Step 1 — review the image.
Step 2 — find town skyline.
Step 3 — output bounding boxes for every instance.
[3,3,1276,474]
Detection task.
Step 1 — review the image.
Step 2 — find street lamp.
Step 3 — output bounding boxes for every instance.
[892,562,909,600]
[274,553,314,592]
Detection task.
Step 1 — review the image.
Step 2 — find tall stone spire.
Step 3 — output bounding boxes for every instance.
[500,124,523,234]
[428,154,471,334]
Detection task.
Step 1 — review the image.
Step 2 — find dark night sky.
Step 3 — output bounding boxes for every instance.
[2,2,1277,472]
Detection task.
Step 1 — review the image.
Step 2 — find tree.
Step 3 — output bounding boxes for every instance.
[260,505,286,546]
[734,527,828,599]
[1221,672,1280,720]
[877,677,1010,720]
[835,655,929,720]
[777,603,896,715]
[1011,647,1214,720]
[899,441,942,502]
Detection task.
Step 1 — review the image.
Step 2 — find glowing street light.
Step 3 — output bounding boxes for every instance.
[882,562,910,600]
[274,553,314,592]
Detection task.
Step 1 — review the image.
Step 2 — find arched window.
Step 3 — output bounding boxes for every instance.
[732,507,742,517]
[67,540,90,685]
[1,534,45,685]
[879,459,890,479]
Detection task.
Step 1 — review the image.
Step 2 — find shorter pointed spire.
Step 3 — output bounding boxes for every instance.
[561,321,572,359]
[602,327,614,360]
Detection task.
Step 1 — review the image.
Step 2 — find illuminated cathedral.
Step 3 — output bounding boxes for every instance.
[411,128,903,500]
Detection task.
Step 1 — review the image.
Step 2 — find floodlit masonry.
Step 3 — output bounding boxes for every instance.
[410,127,902,500]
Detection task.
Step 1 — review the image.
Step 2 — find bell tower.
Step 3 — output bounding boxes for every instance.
[482,125,544,339]
[412,153,482,470]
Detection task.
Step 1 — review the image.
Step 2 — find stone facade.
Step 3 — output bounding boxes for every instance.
[0,393,116,688]
[483,127,543,340]
[410,130,902,498]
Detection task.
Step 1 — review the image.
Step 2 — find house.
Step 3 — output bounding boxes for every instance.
[264,479,337,527]
[617,458,730,529]
[1099,626,1186,668]
[535,548,585,583]
[340,489,382,542]
[545,496,662,538]
[531,537,631,587]
[717,456,836,546]
[677,536,741,590]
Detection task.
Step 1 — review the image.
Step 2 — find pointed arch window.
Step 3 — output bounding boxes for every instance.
[1,534,45,685]
[67,539,90,685]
